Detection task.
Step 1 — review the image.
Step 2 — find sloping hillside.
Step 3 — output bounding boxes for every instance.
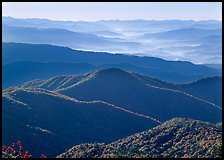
[132,74,222,106]
[178,76,222,106]
[57,118,222,158]
[2,87,158,157]
[19,68,221,123]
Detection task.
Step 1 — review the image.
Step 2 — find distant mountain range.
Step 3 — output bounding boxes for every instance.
[2,17,222,63]
[2,24,141,52]
[3,17,221,32]
[3,43,221,86]
[57,118,222,158]
[140,28,221,40]
[2,16,112,32]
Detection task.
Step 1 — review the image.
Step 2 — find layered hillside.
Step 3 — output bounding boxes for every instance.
[2,61,207,89]
[20,68,222,107]
[178,76,222,106]
[57,118,222,158]
[20,68,221,123]
[4,60,221,107]
[3,43,220,83]
[140,28,221,40]
[133,73,222,106]
[2,24,141,52]
[2,87,158,157]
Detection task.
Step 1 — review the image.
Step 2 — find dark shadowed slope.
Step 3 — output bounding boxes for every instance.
[20,68,221,123]
[178,77,222,107]
[2,87,158,157]
[57,118,222,158]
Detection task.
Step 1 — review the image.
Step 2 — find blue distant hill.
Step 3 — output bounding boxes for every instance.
[3,43,220,85]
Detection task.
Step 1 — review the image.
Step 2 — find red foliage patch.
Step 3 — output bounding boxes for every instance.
[2,141,46,158]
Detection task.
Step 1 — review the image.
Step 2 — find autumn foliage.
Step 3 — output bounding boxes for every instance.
[2,141,46,158]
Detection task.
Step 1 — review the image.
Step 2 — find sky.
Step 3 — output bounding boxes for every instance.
[2,2,222,21]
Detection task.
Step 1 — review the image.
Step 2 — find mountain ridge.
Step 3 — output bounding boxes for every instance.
[18,68,221,123]
[3,43,220,84]
[3,87,158,157]
[20,67,221,107]
[57,117,222,158]
[140,28,222,40]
